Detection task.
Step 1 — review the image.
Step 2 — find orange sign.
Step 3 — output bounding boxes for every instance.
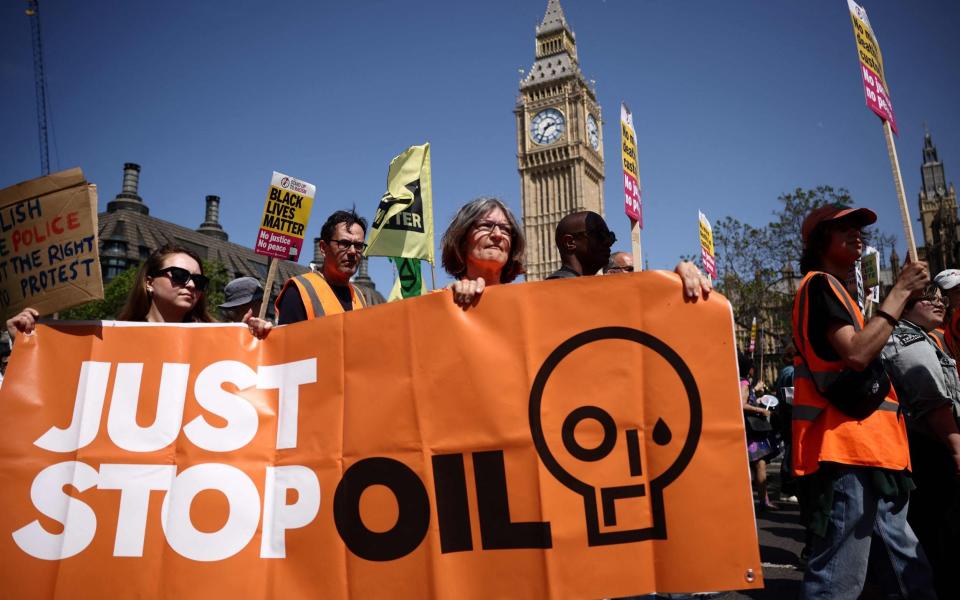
[0,274,761,599]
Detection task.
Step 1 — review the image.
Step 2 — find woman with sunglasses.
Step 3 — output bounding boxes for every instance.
[120,245,271,337]
[117,244,273,339]
[6,245,271,339]
[117,245,215,323]
[441,197,525,308]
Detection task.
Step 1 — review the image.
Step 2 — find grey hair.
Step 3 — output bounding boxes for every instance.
[441,197,525,283]
[603,255,617,273]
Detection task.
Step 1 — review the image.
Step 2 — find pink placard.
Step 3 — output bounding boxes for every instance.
[254,228,304,260]
[624,173,642,225]
[701,247,717,280]
[860,63,897,134]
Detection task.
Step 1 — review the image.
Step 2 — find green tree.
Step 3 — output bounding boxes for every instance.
[59,260,232,321]
[60,265,138,320]
[202,260,230,316]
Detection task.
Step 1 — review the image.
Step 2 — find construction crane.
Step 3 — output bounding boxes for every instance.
[25,0,50,175]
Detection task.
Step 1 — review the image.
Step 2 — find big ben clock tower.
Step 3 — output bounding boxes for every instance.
[516,0,605,281]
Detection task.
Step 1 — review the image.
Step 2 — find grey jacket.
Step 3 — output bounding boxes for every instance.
[881,319,960,435]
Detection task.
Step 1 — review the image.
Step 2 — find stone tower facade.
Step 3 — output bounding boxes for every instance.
[917,131,958,274]
[515,0,605,281]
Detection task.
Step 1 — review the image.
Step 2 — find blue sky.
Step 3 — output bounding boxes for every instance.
[1,1,958,293]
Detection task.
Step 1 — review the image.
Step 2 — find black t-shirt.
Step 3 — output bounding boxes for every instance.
[804,274,856,362]
[276,282,353,325]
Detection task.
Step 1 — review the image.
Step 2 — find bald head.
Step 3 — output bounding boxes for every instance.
[555,212,588,246]
[554,211,614,276]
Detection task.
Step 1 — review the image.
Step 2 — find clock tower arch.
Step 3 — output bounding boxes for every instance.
[516,0,605,281]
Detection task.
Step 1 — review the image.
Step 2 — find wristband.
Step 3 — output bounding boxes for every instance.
[875,309,899,326]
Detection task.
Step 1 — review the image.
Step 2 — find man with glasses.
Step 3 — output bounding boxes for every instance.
[546,211,710,299]
[275,210,369,324]
[881,283,960,599]
[604,251,634,274]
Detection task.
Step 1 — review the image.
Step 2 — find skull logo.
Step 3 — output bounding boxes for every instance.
[529,327,702,545]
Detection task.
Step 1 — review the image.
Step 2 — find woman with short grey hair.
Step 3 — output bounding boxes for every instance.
[441,197,524,307]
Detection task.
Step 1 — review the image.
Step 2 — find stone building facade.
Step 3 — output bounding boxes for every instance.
[515,0,605,281]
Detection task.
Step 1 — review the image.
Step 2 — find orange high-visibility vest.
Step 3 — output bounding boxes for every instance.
[275,272,366,320]
[791,271,910,476]
[929,327,948,354]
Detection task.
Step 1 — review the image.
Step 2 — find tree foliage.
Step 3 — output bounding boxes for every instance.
[59,260,232,321]
[60,266,139,321]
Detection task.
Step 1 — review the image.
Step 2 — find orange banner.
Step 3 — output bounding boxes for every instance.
[0,273,761,599]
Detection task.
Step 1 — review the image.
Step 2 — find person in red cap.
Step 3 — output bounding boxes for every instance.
[792,203,935,599]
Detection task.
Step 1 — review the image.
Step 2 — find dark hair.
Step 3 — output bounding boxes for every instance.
[321,209,367,242]
[118,244,215,323]
[904,283,941,313]
[441,197,525,284]
[799,216,871,275]
[799,222,832,275]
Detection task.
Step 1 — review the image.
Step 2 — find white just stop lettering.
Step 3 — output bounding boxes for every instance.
[14,359,321,561]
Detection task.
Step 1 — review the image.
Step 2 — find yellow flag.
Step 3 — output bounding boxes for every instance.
[365,144,434,263]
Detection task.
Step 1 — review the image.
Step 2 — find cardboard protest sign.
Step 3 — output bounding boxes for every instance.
[0,274,761,599]
[861,247,881,303]
[620,103,642,224]
[254,172,315,260]
[698,211,717,280]
[848,0,897,133]
[0,168,102,320]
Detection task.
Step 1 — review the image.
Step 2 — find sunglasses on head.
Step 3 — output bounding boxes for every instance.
[150,266,209,292]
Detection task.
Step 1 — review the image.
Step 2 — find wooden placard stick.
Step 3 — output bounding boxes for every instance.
[631,218,642,272]
[882,121,917,262]
[259,258,279,320]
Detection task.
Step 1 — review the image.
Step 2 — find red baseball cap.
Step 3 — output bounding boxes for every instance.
[801,204,877,242]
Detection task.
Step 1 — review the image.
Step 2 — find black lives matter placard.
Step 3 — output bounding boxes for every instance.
[254,171,315,260]
[0,168,103,319]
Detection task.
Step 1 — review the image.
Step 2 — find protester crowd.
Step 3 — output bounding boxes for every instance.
[731,204,958,599]
[6,198,960,599]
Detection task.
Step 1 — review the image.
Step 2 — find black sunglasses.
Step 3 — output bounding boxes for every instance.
[329,238,369,252]
[150,266,210,292]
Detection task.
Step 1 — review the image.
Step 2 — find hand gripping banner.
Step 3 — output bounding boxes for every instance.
[0,274,761,599]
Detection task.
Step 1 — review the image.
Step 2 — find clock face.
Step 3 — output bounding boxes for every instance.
[530,108,566,145]
[587,114,599,150]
